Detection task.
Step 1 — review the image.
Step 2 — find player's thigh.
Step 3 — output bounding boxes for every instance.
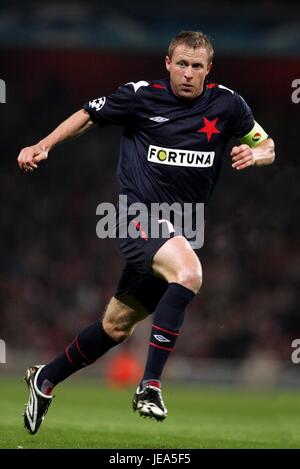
[152,235,202,289]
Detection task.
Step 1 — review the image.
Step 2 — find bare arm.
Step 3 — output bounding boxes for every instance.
[17,109,94,172]
[231,138,275,171]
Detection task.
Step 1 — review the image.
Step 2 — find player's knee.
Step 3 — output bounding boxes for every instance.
[112,329,131,342]
[176,268,202,293]
[102,318,133,342]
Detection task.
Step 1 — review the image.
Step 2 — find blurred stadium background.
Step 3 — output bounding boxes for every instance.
[1,0,300,448]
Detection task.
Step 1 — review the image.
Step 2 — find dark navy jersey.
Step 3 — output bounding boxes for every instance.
[83,78,254,208]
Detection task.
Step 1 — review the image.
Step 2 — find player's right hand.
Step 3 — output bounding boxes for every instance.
[17,144,48,172]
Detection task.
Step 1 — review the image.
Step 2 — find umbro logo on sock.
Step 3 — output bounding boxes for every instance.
[153,334,171,343]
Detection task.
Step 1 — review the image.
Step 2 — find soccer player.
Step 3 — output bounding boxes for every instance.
[17,31,275,434]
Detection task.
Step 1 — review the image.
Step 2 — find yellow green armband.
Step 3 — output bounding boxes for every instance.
[239,121,269,147]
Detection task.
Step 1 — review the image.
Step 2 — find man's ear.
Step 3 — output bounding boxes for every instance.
[206,63,213,76]
[165,55,171,72]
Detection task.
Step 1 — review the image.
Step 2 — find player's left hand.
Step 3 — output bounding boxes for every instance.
[230,144,256,170]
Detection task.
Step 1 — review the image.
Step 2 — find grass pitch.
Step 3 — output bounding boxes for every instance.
[1,376,300,449]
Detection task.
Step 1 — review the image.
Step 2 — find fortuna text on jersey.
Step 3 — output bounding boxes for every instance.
[148,145,214,168]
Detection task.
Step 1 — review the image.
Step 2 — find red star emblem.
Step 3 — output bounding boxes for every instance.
[197,117,220,142]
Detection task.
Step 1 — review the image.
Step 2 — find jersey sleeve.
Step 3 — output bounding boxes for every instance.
[83,83,138,127]
[230,92,255,138]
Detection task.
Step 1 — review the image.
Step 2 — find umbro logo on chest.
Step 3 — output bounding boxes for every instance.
[149,116,170,123]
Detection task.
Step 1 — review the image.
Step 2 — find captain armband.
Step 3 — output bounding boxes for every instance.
[239,121,269,148]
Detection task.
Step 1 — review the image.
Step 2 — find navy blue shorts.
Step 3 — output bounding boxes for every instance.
[114,213,179,312]
[114,265,169,313]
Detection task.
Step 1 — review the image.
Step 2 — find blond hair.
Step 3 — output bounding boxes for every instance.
[168,31,214,63]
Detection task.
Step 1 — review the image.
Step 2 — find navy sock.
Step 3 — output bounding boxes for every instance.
[37,320,119,392]
[141,283,195,386]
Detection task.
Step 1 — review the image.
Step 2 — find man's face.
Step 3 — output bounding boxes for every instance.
[165,44,212,100]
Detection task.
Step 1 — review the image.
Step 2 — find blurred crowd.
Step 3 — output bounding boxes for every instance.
[1,64,300,366]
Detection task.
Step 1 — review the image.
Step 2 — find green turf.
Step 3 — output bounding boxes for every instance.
[0,376,300,448]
